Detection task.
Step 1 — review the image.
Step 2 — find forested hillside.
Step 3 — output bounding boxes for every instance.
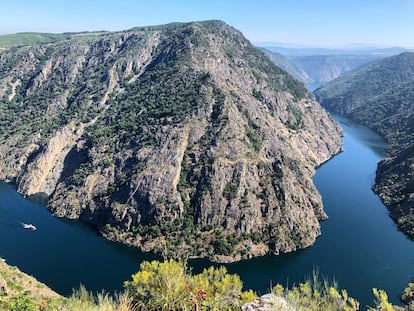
[0,20,342,261]
[262,48,383,90]
[315,52,414,237]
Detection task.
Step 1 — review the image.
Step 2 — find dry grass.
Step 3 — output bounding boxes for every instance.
[0,258,60,299]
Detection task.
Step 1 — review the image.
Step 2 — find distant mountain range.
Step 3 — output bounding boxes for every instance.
[261,45,414,91]
[261,49,383,90]
[260,49,313,86]
[261,45,413,57]
[315,52,414,238]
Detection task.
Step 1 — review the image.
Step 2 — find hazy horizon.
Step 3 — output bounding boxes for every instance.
[1,0,413,49]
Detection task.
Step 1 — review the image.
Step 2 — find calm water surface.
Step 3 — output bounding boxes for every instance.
[1,114,413,308]
[222,115,414,308]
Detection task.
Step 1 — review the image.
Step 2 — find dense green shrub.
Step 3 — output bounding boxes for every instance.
[9,293,37,311]
[244,125,263,152]
[1,258,408,310]
[223,182,239,200]
[124,259,255,310]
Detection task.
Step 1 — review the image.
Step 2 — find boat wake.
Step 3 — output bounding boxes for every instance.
[20,223,37,230]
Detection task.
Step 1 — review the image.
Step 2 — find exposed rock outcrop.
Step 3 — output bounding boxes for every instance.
[0,21,343,261]
[17,122,84,196]
[242,294,295,311]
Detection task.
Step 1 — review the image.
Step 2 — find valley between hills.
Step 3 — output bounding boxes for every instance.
[0,20,343,262]
[0,19,413,310]
[314,52,414,239]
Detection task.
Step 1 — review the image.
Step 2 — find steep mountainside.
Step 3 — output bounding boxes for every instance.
[262,49,382,90]
[260,48,312,86]
[315,52,414,237]
[0,21,342,262]
[291,54,382,86]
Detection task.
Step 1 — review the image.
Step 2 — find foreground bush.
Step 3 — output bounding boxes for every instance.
[63,285,135,311]
[271,271,360,311]
[124,259,256,310]
[269,272,405,311]
[1,258,409,310]
[401,279,414,310]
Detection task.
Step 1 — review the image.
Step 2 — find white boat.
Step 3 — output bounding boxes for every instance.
[22,223,37,230]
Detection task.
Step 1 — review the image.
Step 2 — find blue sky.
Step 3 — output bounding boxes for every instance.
[1,0,413,47]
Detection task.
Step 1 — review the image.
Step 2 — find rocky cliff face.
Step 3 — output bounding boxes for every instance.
[0,21,343,261]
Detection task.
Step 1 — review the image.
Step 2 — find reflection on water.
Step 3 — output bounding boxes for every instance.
[336,116,386,157]
[0,182,157,295]
[0,114,412,308]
